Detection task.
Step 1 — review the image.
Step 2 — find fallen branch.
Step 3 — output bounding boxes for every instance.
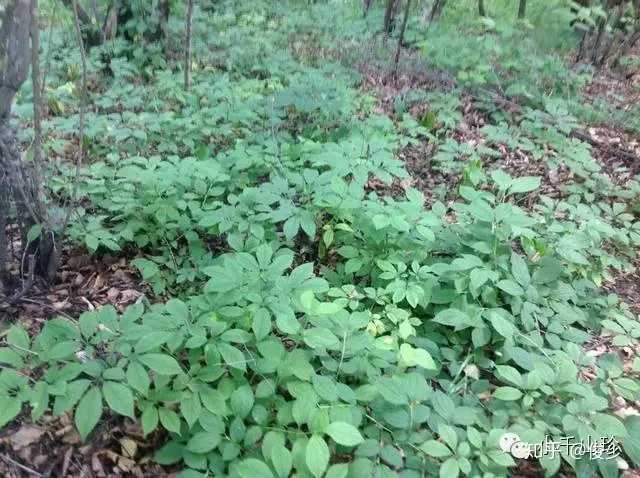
[569,129,640,169]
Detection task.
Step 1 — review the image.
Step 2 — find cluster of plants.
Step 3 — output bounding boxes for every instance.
[4,0,640,477]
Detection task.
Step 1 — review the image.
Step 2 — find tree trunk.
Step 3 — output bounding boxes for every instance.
[59,0,102,46]
[1,0,57,294]
[596,3,627,66]
[612,24,640,67]
[393,0,412,76]
[1,0,31,282]
[184,0,194,91]
[363,0,374,18]
[478,0,486,17]
[160,0,171,48]
[30,0,43,168]
[517,0,527,19]
[102,1,119,42]
[428,0,447,26]
[383,0,398,37]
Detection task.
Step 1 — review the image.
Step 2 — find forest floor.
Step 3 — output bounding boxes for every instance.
[1,7,640,478]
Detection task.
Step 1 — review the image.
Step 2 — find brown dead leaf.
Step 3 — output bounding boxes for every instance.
[119,437,137,458]
[11,425,44,451]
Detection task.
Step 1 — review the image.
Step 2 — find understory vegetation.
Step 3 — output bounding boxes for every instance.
[1,0,640,477]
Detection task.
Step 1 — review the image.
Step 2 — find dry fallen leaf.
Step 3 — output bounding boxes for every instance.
[11,425,44,451]
[119,437,137,458]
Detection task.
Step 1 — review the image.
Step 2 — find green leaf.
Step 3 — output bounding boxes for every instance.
[0,395,22,428]
[75,386,103,440]
[306,434,329,478]
[440,457,460,478]
[433,308,474,330]
[283,216,300,240]
[510,253,530,287]
[326,464,349,478]
[468,199,494,222]
[159,407,181,433]
[493,386,523,401]
[102,381,134,418]
[372,214,390,230]
[138,354,183,375]
[237,458,274,478]
[126,361,150,396]
[26,224,43,244]
[0,348,23,368]
[495,365,523,387]
[469,268,490,290]
[133,258,159,280]
[7,326,30,349]
[325,421,364,446]
[591,413,627,437]
[252,308,271,341]
[303,328,339,349]
[141,405,158,436]
[218,343,247,371]
[489,313,516,339]
[491,170,512,190]
[200,389,229,416]
[181,393,202,428]
[271,444,292,478]
[275,313,301,334]
[399,343,437,370]
[509,176,540,194]
[623,416,640,466]
[230,386,254,419]
[496,280,524,296]
[420,440,451,457]
[155,441,184,465]
[186,431,221,454]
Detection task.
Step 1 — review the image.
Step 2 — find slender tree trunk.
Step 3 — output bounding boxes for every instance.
[0,193,6,287]
[590,15,608,63]
[151,0,171,44]
[393,0,412,77]
[30,0,43,169]
[383,0,398,38]
[184,0,194,91]
[59,0,102,46]
[428,0,447,26]
[517,0,527,19]
[160,0,171,51]
[612,25,640,66]
[478,0,486,17]
[363,0,374,17]
[102,1,118,42]
[596,3,626,66]
[1,0,35,286]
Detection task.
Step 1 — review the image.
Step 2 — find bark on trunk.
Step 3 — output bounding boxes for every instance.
[393,0,412,76]
[478,0,486,17]
[184,0,194,91]
[1,0,57,292]
[428,0,447,26]
[383,0,398,37]
[517,0,527,19]
[59,0,102,46]
[30,0,43,167]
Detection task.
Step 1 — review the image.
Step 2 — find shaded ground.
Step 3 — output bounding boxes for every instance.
[358,42,640,478]
[1,249,147,323]
[1,26,639,478]
[0,248,149,477]
[0,412,169,477]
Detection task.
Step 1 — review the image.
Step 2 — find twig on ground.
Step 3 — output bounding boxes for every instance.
[0,454,43,477]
